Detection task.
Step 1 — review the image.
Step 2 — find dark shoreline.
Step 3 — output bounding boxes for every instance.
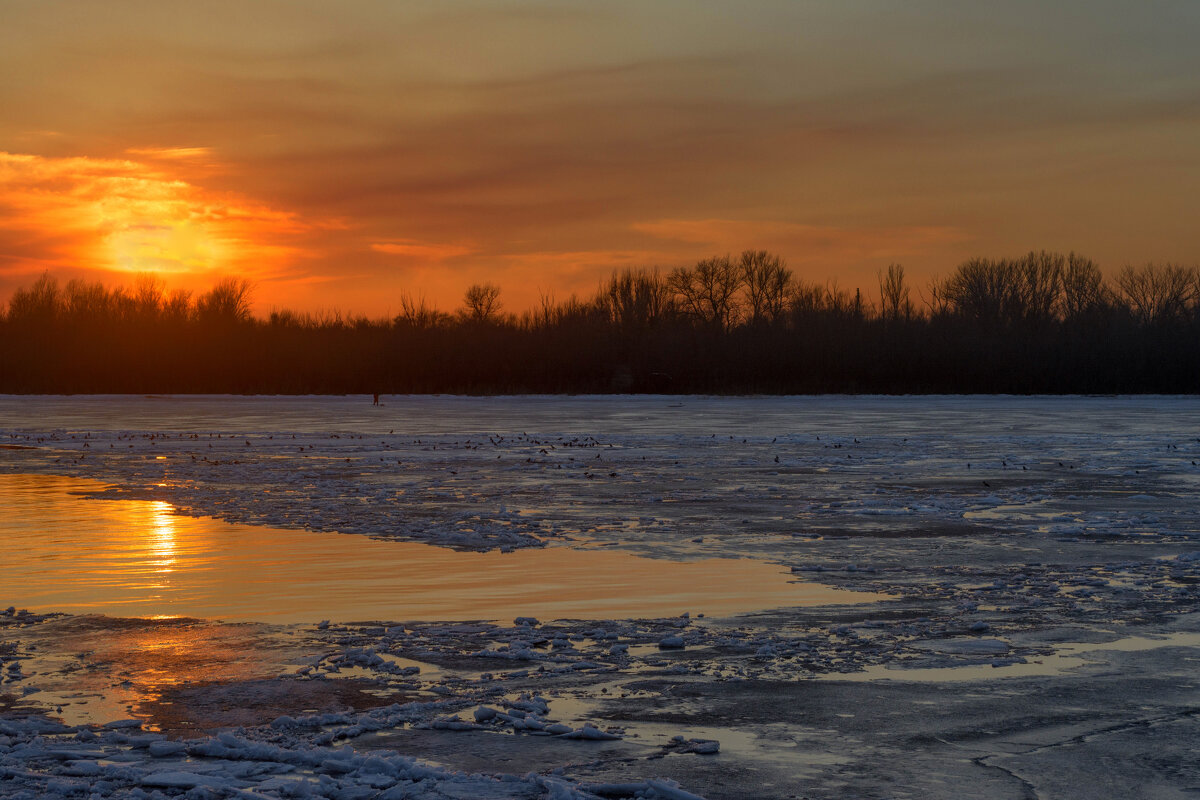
[6,258,1200,395]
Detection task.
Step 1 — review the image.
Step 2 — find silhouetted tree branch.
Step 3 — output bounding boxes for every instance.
[4,251,1199,395]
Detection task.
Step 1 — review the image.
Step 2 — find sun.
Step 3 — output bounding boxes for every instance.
[107,217,224,275]
[0,150,299,283]
[96,176,228,275]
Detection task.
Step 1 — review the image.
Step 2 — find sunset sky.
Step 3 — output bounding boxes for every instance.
[3,1,1199,315]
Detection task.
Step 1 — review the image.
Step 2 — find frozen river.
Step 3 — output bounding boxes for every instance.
[2,392,1194,436]
[1,394,1199,800]
[3,394,1199,561]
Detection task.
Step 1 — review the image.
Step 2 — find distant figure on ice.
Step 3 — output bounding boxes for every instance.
[372,393,380,406]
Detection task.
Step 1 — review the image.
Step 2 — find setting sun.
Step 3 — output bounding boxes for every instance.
[105,206,223,276]
[0,150,303,297]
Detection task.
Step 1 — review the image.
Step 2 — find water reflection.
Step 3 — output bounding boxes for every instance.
[148,500,178,578]
[0,474,878,623]
[16,615,316,730]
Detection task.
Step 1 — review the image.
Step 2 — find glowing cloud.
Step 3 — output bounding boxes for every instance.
[124,147,215,161]
[0,151,303,282]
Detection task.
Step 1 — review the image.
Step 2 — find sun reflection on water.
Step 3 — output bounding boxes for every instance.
[1,473,877,623]
[148,500,178,574]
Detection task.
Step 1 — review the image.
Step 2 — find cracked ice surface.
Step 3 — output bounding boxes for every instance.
[2,394,1200,799]
[2,395,1200,557]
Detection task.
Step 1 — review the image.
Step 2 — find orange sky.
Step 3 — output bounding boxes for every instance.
[3,1,1199,315]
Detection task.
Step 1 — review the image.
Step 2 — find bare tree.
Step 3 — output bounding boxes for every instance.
[1060,253,1106,319]
[668,255,744,330]
[877,263,913,320]
[940,251,1071,323]
[163,289,193,322]
[63,278,110,322]
[923,275,950,317]
[599,268,672,332]
[196,277,254,323]
[6,273,61,322]
[787,279,826,317]
[740,250,792,325]
[1116,263,1200,324]
[823,280,854,315]
[1017,251,1064,322]
[461,283,502,323]
[941,258,1017,321]
[396,292,444,329]
[130,273,166,320]
[530,289,559,328]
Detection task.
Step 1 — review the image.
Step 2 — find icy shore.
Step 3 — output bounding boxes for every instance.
[2,395,1199,798]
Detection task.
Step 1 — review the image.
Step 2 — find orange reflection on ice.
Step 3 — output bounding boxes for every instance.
[16,614,317,732]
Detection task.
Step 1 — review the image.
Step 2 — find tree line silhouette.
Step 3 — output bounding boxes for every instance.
[3,250,1199,394]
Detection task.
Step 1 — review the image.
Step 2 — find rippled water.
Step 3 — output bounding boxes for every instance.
[0,474,871,622]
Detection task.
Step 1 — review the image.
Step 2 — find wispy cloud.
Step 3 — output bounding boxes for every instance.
[370,240,475,261]
[634,219,968,260]
[125,146,215,160]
